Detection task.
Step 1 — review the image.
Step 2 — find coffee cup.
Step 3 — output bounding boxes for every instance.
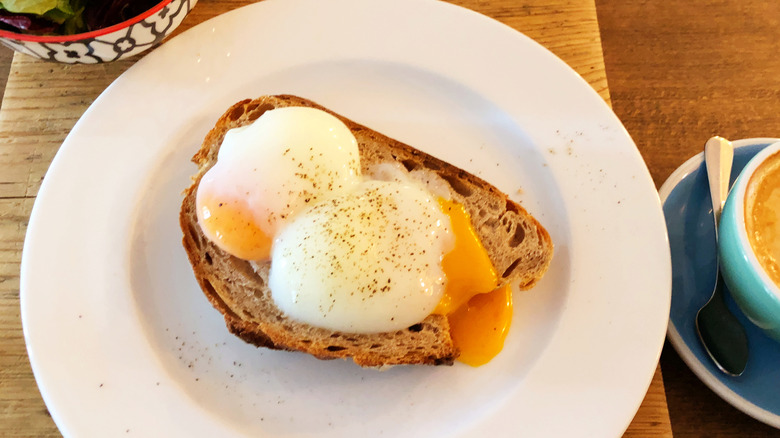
[719,141,780,341]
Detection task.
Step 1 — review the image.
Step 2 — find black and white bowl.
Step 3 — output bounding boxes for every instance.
[0,0,197,64]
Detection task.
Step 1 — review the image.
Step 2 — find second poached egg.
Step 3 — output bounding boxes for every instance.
[196,107,361,260]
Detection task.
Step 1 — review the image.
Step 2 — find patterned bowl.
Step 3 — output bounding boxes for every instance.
[0,0,197,64]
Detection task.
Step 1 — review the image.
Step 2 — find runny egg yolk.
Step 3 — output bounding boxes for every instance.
[434,199,513,366]
[435,199,498,314]
[197,193,273,261]
[448,285,513,367]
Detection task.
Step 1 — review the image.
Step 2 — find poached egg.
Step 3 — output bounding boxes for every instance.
[196,107,361,260]
[195,106,512,366]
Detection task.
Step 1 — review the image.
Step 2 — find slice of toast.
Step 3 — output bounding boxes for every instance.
[180,95,553,367]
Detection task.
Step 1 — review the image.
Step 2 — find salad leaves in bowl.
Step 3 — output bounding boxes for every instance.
[0,0,197,63]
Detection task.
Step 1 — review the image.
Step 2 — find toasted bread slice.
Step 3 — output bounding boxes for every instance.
[180,95,553,367]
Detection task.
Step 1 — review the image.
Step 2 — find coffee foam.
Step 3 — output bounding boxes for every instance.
[745,150,780,288]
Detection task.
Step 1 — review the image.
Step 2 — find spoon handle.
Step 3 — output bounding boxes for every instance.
[704,136,734,229]
[697,135,747,376]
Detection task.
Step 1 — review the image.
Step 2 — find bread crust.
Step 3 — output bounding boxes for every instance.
[180,95,553,367]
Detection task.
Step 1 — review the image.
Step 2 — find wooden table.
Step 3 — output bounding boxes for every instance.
[597,1,780,436]
[1,0,773,436]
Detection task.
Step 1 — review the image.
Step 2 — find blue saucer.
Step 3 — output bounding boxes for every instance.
[661,138,780,428]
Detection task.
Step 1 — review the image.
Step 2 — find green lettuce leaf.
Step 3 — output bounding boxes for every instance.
[1,0,59,15]
[58,3,83,33]
[0,0,77,17]
[41,0,80,24]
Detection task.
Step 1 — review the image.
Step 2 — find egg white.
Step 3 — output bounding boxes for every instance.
[269,180,455,333]
[197,106,361,243]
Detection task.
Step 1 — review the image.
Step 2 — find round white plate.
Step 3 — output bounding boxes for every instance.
[20,0,671,437]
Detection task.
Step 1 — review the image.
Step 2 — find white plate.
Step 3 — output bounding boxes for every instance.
[20,0,671,436]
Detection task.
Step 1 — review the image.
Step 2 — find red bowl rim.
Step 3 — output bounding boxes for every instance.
[0,0,175,43]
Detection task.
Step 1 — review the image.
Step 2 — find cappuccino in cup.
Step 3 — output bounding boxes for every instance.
[745,150,780,288]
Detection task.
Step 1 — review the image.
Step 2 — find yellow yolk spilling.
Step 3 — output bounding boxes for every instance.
[435,199,498,314]
[449,285,513,367]
[434,198,513,366]
[197,193,273,261]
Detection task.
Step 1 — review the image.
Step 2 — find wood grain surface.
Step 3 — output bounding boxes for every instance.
[597,1,780,436]
[0,0,672,436]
